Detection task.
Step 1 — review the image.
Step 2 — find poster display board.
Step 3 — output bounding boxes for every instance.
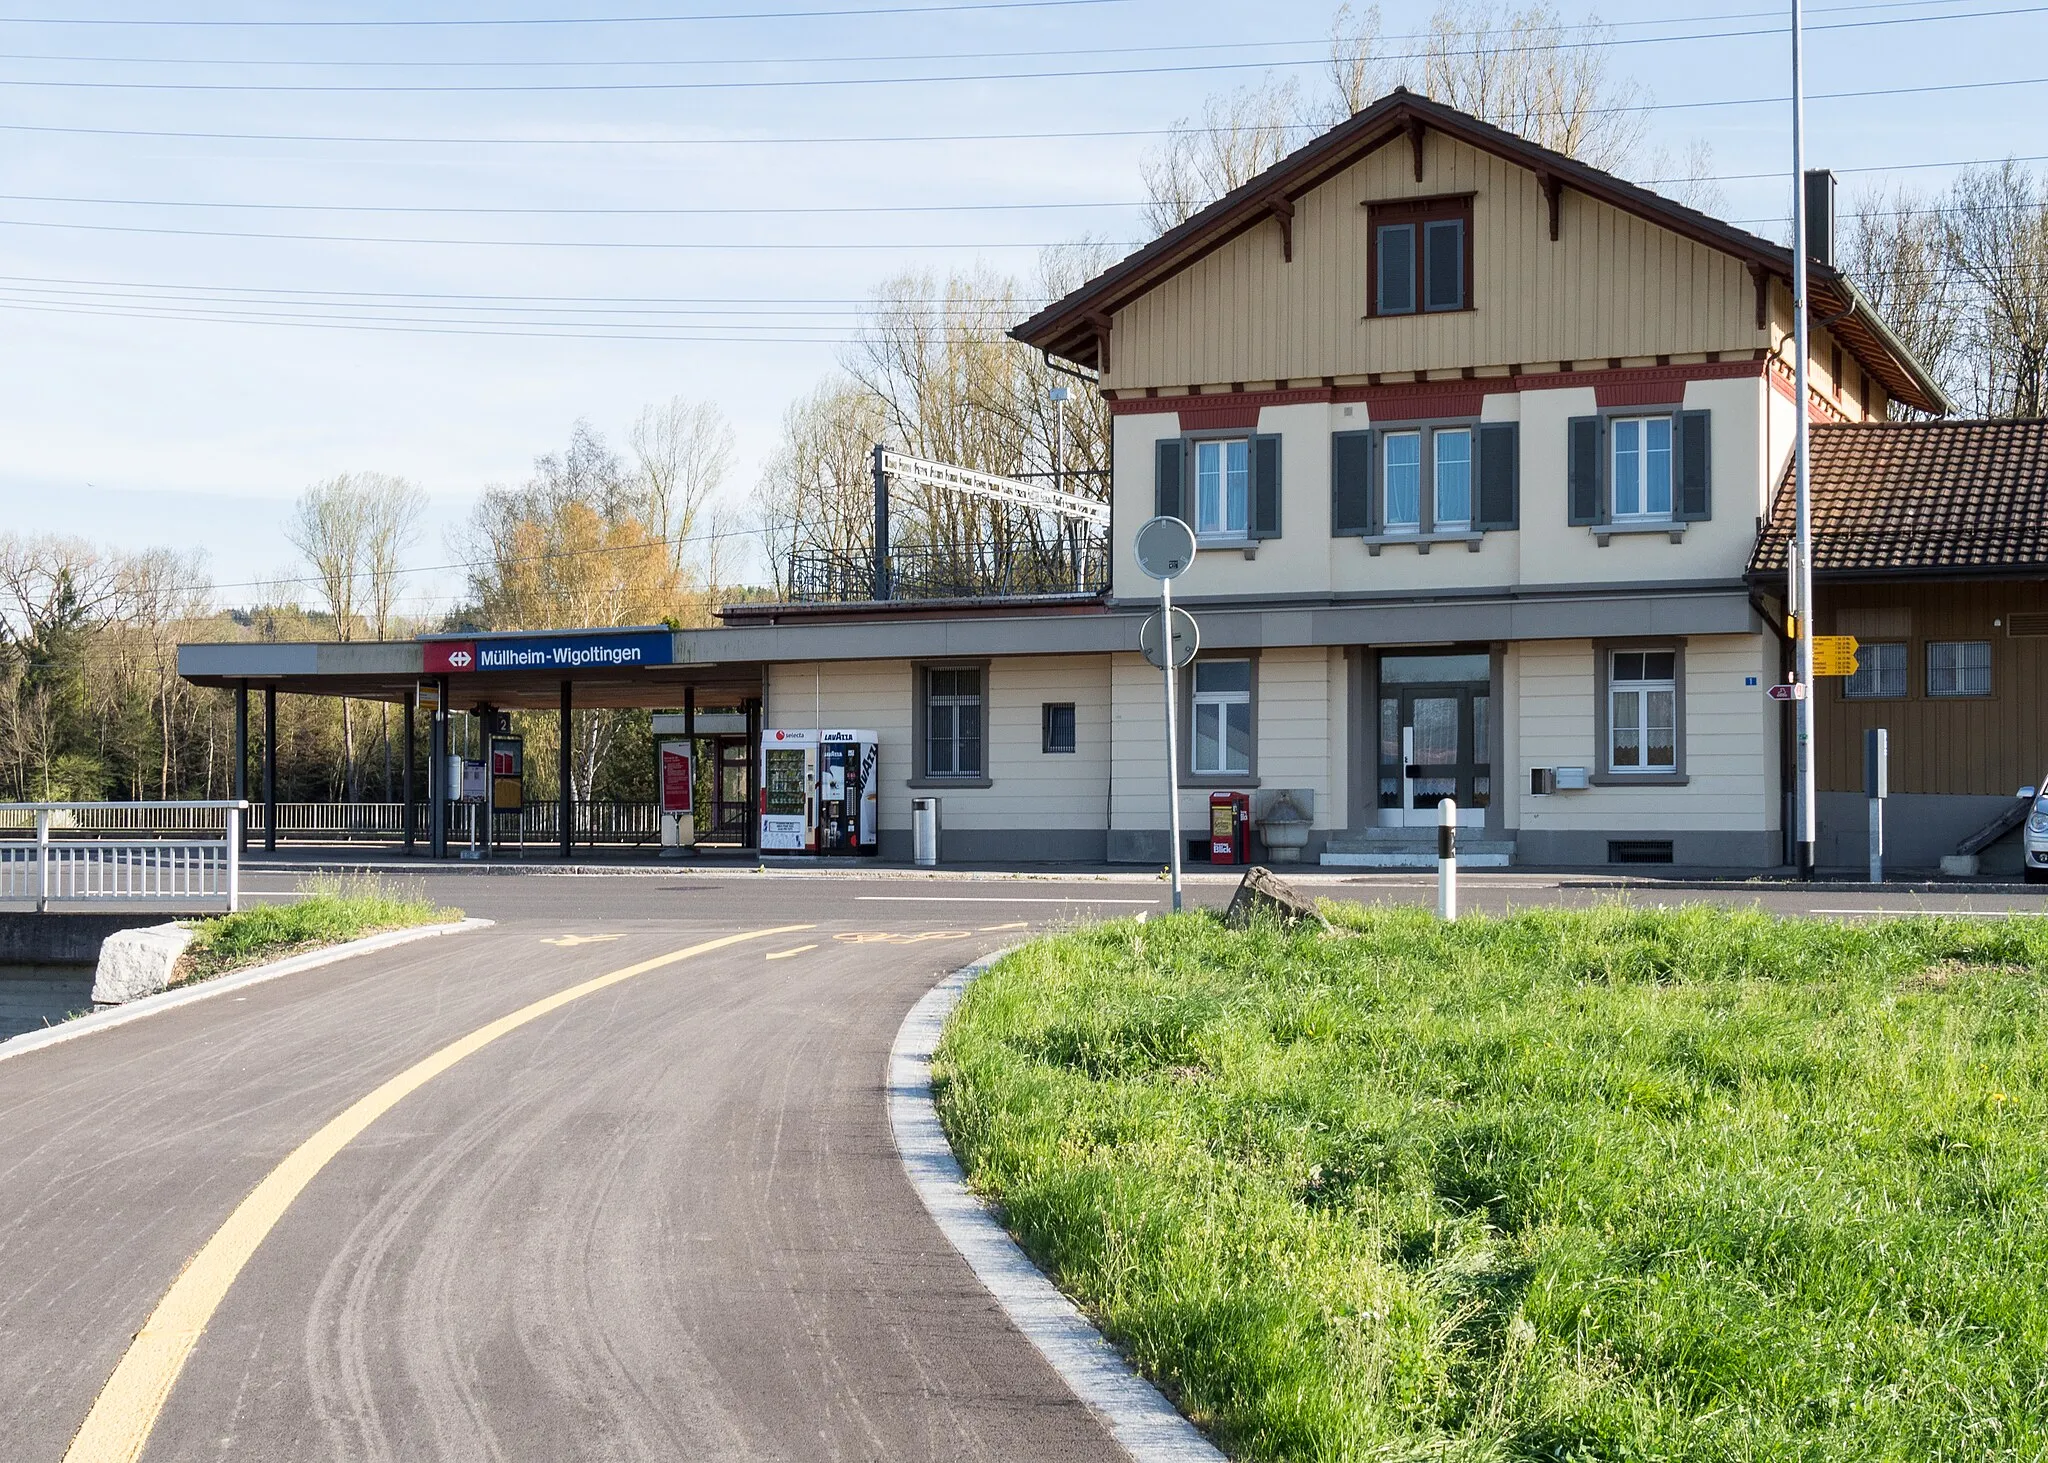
[489,735,524,812]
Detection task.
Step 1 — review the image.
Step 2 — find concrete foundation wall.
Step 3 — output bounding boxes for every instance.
[0,912,194,965]
[1815,791,2026,871]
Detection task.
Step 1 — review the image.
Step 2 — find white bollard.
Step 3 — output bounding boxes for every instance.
[1437,797,1457,921]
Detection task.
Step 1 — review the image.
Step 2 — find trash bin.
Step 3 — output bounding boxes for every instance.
[912,796,940,867]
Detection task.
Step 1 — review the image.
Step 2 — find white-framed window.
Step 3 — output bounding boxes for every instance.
[1193,438,1249,538]
[1608,649,1677,773]
[1383,431,1422,531]
[1433,427,1472,529]
[1927,640,1992,698]
[1191,659,1253,776]
[924,666,983,776]
[1611,415,1674,520]
[1844,642,1907,699]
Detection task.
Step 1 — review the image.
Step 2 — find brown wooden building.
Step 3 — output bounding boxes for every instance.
[1750,420,2048,867]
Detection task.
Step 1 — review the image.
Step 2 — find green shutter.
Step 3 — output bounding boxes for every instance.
[1249,433,1282,539]
[1154,437,1185,521]
[1676,410,1712,521]
[1331,430,1372,536]
[1476,422,1519,529]
[1567,415,1603,526]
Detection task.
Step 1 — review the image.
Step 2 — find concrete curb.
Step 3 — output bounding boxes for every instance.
[889,951,1225,1463]
[0,917,494,1065]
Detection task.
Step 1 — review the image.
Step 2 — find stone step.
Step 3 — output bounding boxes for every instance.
[1320,830,1515,869]
[1320,847,1514,869]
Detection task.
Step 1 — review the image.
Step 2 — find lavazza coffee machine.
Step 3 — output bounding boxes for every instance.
[758,728,880,855]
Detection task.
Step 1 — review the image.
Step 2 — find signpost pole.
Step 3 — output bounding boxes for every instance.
[1865,727,1888,885]
[1791,0,1817,878]
[1162,573,1184,914]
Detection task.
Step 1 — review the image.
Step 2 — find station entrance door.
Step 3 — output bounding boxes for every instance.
[1377,651,1490,829]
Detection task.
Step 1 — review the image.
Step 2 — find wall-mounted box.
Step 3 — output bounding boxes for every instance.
[1554,766,1591,790]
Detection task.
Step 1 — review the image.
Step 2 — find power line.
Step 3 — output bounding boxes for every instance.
[0,296,959,343]
[2,6,2040,92]
[0,0,1129,28]
[0,191,1146,216]
[0,273,1057,307]
[0,0,1994,68]
[7,68,2044,152]
[0,216,1140,249]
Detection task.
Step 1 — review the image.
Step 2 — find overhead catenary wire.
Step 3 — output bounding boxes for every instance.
[1,9,2040,93]
[0,0,1131,28]
[0,0,2006,69]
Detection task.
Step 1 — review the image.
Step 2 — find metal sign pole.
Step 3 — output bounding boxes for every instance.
[1791,0,1818,878]
[1162,572,1184,914]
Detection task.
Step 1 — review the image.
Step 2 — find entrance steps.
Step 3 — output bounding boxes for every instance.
[1319,826,1515,869]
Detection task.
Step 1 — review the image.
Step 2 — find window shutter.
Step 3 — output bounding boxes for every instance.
[1248,433,1282,539]
[1154,437,1185,521]
[1476,422,1519,529]
[1331,430,1372,536]
[1676,410,1712,521]
[1567,415,1603,526]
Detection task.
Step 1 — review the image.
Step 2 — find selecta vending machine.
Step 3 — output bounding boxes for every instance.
[760,729,879,855]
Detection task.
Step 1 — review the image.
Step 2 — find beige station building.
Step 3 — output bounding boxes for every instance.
[188,92,2011,873]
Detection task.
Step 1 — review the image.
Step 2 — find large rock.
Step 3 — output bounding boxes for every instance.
[1223,866,1332,931]
[91,923,196,1005]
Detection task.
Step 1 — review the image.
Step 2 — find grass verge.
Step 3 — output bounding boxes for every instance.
[935,903,2048,1461]
[174,874,461,986]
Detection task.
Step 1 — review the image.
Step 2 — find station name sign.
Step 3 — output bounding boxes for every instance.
[422,630,673,675]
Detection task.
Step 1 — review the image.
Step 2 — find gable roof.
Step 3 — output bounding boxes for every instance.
[1012,89,1949,415]
[1749,420,2048,578]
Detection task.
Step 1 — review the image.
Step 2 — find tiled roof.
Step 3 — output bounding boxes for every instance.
[1749,420,2048,576]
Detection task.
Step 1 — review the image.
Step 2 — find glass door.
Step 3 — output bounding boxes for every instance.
[1378,684,1491,828]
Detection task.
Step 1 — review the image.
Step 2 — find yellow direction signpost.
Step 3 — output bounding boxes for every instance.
[1812,634,1860,677]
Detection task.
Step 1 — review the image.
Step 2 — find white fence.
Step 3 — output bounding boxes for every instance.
[0,801,668,845]
[0,802,244,911]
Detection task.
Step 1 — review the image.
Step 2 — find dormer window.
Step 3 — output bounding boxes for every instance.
[1367,194,1474,317]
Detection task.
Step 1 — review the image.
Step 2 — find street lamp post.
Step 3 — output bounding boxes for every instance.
[1791,0,1817,878]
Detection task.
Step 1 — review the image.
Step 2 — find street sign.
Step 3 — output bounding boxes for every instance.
[1812,634,1860,677]
[1139,606,1199,669]
[1133,516,1196,581]
[1766,682,1807,701]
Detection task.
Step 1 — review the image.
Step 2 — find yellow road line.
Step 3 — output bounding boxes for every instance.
[62,923,815,1463]
[764,944,818,960]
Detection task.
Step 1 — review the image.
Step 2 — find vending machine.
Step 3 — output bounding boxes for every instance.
[759,728,818,852]
[818,730,879,855]
[760,729,880,855]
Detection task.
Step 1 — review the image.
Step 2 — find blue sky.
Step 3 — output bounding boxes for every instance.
[0,0,2040,616]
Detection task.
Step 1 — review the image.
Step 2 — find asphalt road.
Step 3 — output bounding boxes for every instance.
[4,869,2045,1462]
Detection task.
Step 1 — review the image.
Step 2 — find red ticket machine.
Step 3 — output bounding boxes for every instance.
[1209,790,1251,864]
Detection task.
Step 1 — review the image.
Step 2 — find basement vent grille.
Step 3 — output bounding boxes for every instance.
[2008,612,2048,637]
[1608,839,1675,865]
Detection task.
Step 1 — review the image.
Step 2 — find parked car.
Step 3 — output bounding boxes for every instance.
[2026,785,2048,883]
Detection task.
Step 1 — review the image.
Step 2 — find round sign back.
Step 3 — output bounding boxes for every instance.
[1133,516,1197,581]
[1139,607,1199,670]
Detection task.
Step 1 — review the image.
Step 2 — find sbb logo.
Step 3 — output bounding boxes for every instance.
[424,640,478,674]
[447,649,473,668]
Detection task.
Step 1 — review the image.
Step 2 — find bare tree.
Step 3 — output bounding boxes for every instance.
[755,379,891,598]
[1142,79,1305,234]
[120,549,212,798]
[1147,2,1649,232]
[1946,162,2048,419]
[354,474,427,798]
[630,397,734,578]
[288,473,393,801]
[1846,187,1963,416]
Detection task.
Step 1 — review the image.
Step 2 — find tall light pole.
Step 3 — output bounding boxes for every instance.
[1791,0,1817,878]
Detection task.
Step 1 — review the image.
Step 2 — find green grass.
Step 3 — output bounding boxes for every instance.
[176,874,460,984]
[934,903,2048,1462]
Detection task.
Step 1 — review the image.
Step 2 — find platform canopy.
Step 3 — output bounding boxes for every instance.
[177,626,766,712]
